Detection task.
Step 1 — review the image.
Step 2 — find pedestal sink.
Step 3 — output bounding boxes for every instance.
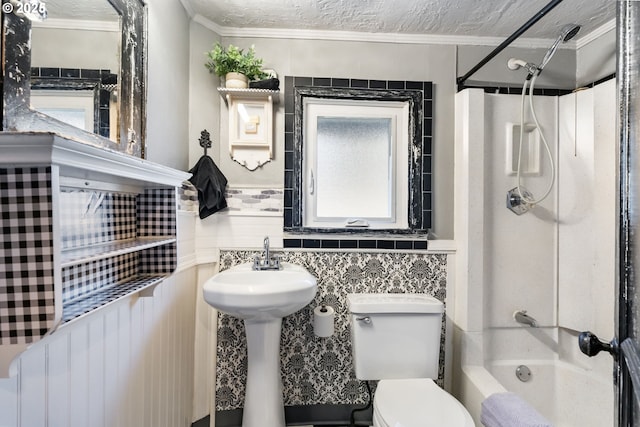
[203,262,317,427]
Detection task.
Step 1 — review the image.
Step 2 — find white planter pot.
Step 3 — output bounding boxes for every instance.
[225,72,249,89]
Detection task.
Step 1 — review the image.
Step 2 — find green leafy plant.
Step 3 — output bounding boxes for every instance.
[205,43,267,81]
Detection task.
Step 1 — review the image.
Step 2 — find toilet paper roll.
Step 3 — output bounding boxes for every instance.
[313,305,335,338]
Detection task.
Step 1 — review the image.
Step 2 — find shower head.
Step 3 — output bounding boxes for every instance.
[559,23,581,42]
[539,23,581,71]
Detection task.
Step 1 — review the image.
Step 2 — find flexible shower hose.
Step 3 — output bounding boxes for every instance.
[515,72,556,206]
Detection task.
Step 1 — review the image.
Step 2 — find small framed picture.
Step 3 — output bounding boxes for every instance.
[229,98,272,146]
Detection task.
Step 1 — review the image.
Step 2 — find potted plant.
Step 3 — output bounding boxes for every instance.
[205,43,267,88]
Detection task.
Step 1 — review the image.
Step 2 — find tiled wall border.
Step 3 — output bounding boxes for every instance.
[225,187,283,214]
[459,73,616,95]
[283,76,433,232]
[215,250,447,412]
[283,237,428,250]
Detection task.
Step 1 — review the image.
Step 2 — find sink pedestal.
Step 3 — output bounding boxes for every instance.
[202,262,317,427]
[243,318,285,427]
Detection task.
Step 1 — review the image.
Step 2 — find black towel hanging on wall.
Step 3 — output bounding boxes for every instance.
[188,130,228,219]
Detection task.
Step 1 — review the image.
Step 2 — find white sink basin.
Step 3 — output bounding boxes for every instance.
[203,262,317,320]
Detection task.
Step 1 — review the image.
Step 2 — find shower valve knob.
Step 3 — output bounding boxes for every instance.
[578,331,618,358]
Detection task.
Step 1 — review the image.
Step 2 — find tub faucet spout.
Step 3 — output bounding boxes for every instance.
[513,310,538,327]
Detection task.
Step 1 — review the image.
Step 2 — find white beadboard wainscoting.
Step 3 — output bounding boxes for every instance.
[0,212,199,427]
[0,268,197,427]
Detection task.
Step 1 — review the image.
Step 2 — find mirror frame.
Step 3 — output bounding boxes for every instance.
[1,0,147,157]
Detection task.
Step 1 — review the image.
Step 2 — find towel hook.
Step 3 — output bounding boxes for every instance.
[199,129,212,156]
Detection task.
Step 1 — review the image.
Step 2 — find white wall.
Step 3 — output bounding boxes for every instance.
[457,45,577,88]
[145,0,191,170]
[31,27,120,71]
[188,22,221,168]
[577,28,616,87]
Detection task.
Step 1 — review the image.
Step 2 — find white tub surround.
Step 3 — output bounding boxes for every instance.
[453,79,616,426]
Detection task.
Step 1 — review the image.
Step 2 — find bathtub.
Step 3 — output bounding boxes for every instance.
[457,328,614,427]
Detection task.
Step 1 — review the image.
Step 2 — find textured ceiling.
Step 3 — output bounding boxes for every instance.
[182,0,615,41]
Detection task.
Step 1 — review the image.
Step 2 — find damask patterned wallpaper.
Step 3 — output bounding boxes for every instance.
[216,250,447,411]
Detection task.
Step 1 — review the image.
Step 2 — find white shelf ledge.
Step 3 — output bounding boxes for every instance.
[217,87,279,100]
[62,274,168,324]
[61,237,176,267]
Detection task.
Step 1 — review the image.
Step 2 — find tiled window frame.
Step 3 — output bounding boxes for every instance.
[282,76,433,249]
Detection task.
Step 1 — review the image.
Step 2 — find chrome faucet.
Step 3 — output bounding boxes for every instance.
[513,310,538,328]
[253,236,282,270]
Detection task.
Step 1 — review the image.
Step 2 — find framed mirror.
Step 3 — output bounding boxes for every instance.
[1,0,147,157]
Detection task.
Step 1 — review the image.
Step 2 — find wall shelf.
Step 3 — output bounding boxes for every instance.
[0,133,191,377]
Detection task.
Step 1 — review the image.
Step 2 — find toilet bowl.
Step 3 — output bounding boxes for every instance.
[372,378,474,427]
[347,293,473,427]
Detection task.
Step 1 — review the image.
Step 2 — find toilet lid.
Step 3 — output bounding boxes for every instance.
[374,379,474,427]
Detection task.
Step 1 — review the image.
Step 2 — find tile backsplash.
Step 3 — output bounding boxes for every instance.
[215,250,447,411]
[225,187,283,214]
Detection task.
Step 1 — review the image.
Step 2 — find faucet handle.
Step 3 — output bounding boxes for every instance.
[270,253,282,269]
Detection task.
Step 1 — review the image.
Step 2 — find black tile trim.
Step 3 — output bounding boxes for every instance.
[284,238,429,250]
[284,75,433,232]
[458,73,617,96]
[587,73,616,88]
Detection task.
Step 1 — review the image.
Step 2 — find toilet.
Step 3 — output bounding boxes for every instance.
[347,293,474,427]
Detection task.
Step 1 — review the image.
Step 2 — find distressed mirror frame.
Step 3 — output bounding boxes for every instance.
[1,0,147,157]
[289,86,424,234]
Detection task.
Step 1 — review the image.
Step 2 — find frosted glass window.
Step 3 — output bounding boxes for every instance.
[303,98,409,229]
[316,117,392,218]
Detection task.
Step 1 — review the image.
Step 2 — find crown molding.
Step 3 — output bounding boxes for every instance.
[193,14,226,36]
[179,0,195,19]
[191,14,573,50]
[575,19,615,49]
[33,17,119,32]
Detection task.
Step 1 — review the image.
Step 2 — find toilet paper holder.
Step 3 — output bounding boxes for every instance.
[313,303,335,337]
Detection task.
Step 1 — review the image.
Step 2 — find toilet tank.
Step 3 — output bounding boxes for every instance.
[347,293,444,380]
